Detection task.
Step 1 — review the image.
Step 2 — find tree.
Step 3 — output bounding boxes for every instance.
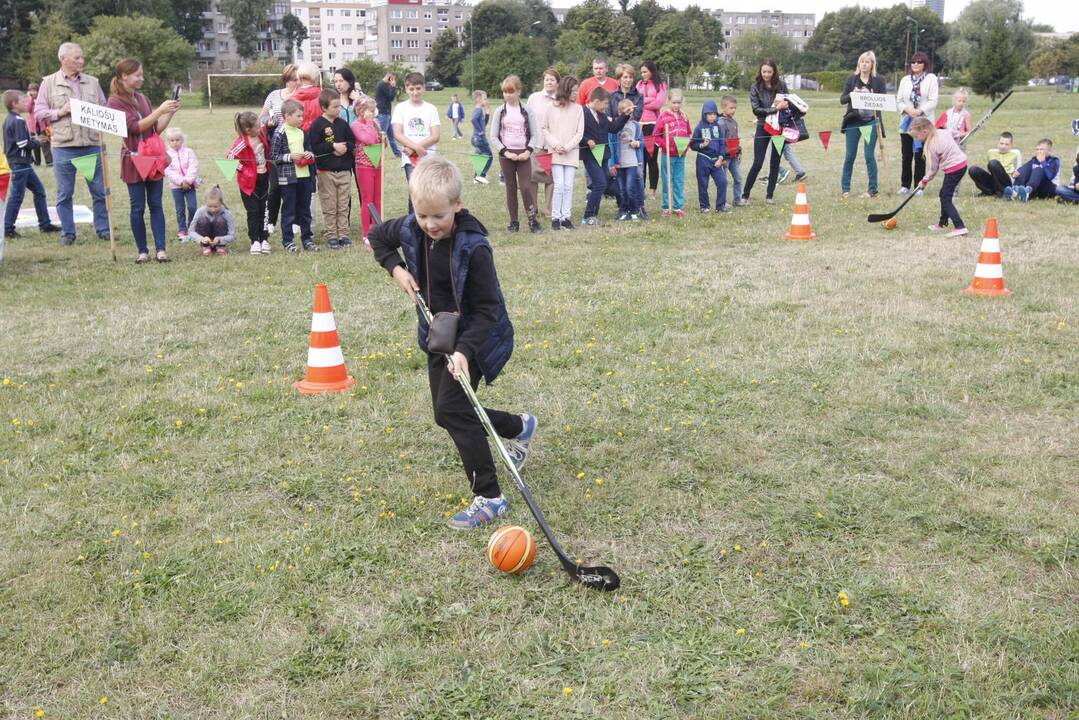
[730,28,794,70]
[468,0,527,51]
[168,0,211,45]
[16,12,74,82]
[562,0,620,58]
[281,13,308,58]
[1028,36,1079,78]
[472,33,548,96]
[806,5,946,74]
[970,19,1024,98]
[942,0,1033,74]
[643,14,692,86]
[219,0,273,60]
[78,15,194,98]
[628,0,671,48]
[0,0,51,75]
[554,29,597,78]
[344,57,389,94]
[428,28,464,85]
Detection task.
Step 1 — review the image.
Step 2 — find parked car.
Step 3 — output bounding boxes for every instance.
[425,80,444,91]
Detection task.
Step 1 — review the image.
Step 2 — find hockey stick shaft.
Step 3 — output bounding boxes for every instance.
[960,90,1013,146]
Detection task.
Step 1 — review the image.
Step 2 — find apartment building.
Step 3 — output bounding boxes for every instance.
[192,0,293,72]
[291,0,372,73]
[713,9,816,62]
[363,0,470,74]
[909,0,945,21]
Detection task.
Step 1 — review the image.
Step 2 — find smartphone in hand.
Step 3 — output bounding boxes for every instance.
[172,84,181,101]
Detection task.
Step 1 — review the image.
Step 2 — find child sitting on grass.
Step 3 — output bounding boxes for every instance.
[910,116,968,238]
[187,185,236,255]
[1006,138,1061,202]
[1055,149,1079,204]
[368,156,536,530]
[968,132,1022,198]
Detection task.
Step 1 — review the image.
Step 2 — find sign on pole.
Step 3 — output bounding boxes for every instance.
[850,93,897,113]
[69,99,127,137]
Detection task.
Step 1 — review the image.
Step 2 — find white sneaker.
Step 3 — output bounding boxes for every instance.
[897,187,910,195]
[945,228,968,238]
[474,176,489,185]
[260,240,271,254]
[250,242,261,255]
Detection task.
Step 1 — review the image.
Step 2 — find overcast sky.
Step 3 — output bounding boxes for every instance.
[540,1,1079,33]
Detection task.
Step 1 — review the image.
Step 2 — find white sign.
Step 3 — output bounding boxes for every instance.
[70,99,127,138]
[851,92,897,113]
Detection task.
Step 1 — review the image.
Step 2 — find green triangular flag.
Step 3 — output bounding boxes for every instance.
[70,153,98,182]
[859,124,873,145]
[674,136,691,156]
[770,135,786,154]
[363,143,382,168]
[591,143,605,164]
[469,154,488,177]
[215,158,240,179]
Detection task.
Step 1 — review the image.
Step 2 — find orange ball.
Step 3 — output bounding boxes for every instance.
[487,525,536,574]
[882,217,898,230]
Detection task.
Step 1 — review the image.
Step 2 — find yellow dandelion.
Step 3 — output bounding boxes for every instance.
[111,529,122,537]
[36,710,46,718]
[799,641,809,649]
[2,377,10,386]
[601,639,610,646]
[734,544,743,552]
[595,478,603,485]
[576,472,585,479]
[735,627,746,636]
[837,591,850,607]
[175,419,183,428]
[142,552,152,559]
[562,687,573,696]
[816,512,824,519]
[99,697,108,705]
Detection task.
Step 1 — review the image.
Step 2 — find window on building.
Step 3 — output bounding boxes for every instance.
[359,10,365,17]
[391,25,402,33]
[326,9,333,16]
[392,53,404,61]
[329,51,335,59]
[737,16,745,24]
[749,16,756,24]
[391,9,402,18]
[424,26,432,33]
[343,38,352,45]
[794,17,802,25]
[344,52,353,60]
[407,39,418,47]
[391,39,402,48]
[217,21,228,32]
[407,26,418,33]
[219,40,229,51]
[455,12,462,19]
[343,24,351,31]
[327,23,334,31]
[784,17,789,25]
[342,9,350,16]
[424,39,432,48]
[406,10,417,18]
[409,54,419,62]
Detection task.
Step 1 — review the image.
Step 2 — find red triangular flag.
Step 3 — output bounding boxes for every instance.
[818,131,832,151]
[0,173,9,202]
[131,154,158,181]
[644,134,656,155]
[536,152,552,174]
[725,138,740,156]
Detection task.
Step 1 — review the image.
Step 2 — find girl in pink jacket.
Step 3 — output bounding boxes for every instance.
[910,116,968,238]
[164,128,200,241]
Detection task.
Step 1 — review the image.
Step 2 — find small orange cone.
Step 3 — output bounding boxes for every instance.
[964,218,1011,297]
[294,284,356,394]
[784,183,816,240]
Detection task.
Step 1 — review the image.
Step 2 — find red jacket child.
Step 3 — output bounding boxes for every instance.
[653,106,691,155]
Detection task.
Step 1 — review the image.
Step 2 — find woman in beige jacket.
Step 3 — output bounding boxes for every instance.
[541,76,584,230]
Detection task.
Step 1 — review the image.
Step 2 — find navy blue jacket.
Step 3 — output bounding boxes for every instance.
[369,211,514,384]
[3,113,39,165]
[580,106,629,164]
[690,100,727,164]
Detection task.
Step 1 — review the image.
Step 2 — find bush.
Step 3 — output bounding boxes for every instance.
[203,59,291,107]
[804,70,849,93]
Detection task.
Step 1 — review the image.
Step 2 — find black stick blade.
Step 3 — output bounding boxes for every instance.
[575,565,621,591]
[867,212,893,223]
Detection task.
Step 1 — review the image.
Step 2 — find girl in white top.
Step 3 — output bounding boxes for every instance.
[541,76,584,230]
[895,51,939,194]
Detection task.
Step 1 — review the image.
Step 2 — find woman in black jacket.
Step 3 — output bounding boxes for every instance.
[741,59,788,204]
[839,50,886,198]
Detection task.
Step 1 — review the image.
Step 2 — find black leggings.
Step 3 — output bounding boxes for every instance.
[427,352,523,499]
[265,162,282,229]
[938,167,966,229]
[901,133,926,190]
[641,122,660,191]
[741,128,782,200]
[969,160,1012,196]
[241,172,269,243]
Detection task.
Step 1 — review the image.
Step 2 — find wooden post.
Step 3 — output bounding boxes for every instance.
[664,124,673,214]
[99,136,118,262]
[379,133,385,218]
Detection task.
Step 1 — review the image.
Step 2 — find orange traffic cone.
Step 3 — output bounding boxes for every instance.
[784,183,816,240]
[964,217,1011,297]
[294,284,356,394]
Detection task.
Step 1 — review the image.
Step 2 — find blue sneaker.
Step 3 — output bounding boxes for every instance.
[504,413,537,471]
[1002,186,1016,201]
[1019,186,1032,202]
[448,494,510,530]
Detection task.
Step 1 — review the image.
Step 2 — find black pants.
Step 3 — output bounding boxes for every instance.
[901,133,926,190]
[241,172,269,243]
[428,352,522,499]
[265,162,282,229]
[938,167,966,229]
[742,129,781,200]
[969,160,1012,196]
[641,122,659,191]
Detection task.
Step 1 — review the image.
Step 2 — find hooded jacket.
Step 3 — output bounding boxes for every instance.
[690,100,727,163]
[370,211,514,384]
[291,84,323,132]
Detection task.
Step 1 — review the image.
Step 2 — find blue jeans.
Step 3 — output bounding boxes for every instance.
[52,145,110,239]
[377,113,401,158]
[618,166,643,213]
[1056,185,1079,202]
[471,135,493,177]
[582,152,608,219]
[3,164,51,231]
[171,187,197,232]
[842,123,878,194]
[660,153,685,210]
[695,157,728,210]
[281,176,314,246]
[1017,164,1056,199]
[127,179,166,254]
[726,156,744,201]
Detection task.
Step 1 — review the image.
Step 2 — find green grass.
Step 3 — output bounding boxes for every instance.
[1,88,1077,718]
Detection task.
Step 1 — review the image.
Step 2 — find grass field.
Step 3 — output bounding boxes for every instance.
[1,87,1077,718]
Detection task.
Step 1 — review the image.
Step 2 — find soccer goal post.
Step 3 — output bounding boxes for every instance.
[206,74,283,113]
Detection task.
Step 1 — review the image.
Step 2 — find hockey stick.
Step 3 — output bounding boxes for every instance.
[867,188,919,223]
[959,90,1013,146]
[368,203,621,592]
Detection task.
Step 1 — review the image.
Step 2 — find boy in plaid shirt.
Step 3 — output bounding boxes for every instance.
[269,99,316,252]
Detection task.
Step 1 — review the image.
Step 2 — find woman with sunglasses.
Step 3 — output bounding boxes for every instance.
[895,52,939,195]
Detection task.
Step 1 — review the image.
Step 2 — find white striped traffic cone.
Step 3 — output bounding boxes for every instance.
[784,183,816,240]
[293,284,356,394]
[964,217,1011,297]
